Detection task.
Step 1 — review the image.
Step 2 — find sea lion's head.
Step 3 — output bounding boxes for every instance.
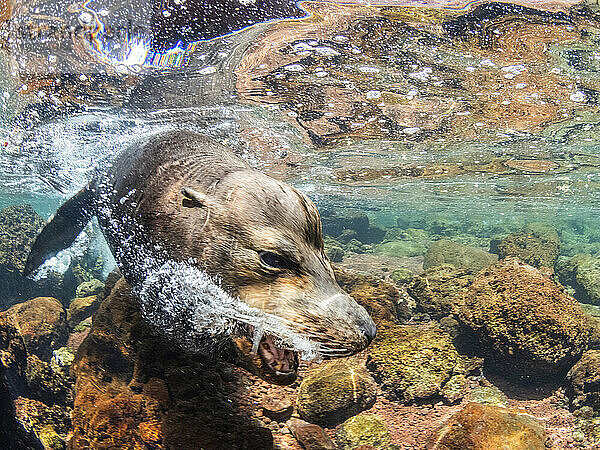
[178,169,376,384]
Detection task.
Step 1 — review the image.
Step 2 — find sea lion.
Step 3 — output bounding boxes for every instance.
[25,130,376,384]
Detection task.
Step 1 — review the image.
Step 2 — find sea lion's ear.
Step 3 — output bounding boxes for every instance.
[181,187,210,208]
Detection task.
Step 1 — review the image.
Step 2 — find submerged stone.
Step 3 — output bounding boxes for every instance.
[407,265,473,318]
[459,258,591,379]
[367,321,481,403]
[557,254,600,305]
[335,267,410,323]
[296,358,377,427]
[567,350,600,411]
[71,278,274,448]
[2,297,68,361]
[423,239,497,273]
[497,223,559,268]
[335,414,392,450]
[0,204,45,274]
[75,279,104,298]
[287,418,336,450]
[427,402,547,450]
[67,295,100,328]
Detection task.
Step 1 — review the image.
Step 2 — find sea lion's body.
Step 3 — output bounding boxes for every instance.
[26,130,375,383]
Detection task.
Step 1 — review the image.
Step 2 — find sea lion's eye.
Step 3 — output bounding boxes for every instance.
[259,251,295,270]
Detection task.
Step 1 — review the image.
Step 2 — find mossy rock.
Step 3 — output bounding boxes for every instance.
[25,355,73,406]
[407,265,473,318]
[297,358,377,427]
[335,414,392,450]
[497,223,559,268]
[75,279,104,298]
[459,258,591,379]
[390,268,413,285]
[468,386,508,407]
[367,321,479,402]
[567,350,600,411]
[423,239,497,273]
[0,204,45,273]
[335,267,410,323]
[326,245,345,263]
[374,240,427,258]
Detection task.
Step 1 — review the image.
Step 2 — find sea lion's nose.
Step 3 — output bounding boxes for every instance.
[360,317,377,346]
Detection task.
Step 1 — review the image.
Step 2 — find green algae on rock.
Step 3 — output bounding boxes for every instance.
[407,265,473,319]
[67,295,100,329]
[366,321,481,403]
[497,223,559,268]
[467,385,509,408]
[423,239,497,273]
[427,402,547,450]
[335,414,392,450]
[296,358,377,427]
[459,258,591,379]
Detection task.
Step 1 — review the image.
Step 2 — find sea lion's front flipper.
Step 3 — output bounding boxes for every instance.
[23,185,96,277]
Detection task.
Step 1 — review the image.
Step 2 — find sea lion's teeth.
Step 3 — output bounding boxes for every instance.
[252,328,264,354]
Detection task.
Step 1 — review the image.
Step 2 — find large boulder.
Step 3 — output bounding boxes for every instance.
[423,240,497,273]
[366,321,481,403]
[459,258,591,379]
[296,358,377,427]
[335,414,392,450]
[427,402,547,449]
[71,278,274,449]
[407,265,473,318]
[497,223,559,268]
[2,297,68,361]
[566,350,600,411]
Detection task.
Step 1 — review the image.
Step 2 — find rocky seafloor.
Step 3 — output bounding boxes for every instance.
[1,202,600,449]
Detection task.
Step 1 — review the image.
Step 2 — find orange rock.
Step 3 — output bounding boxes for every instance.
[3,297,68,361]
[70,278,274,449]
[427,402,547,449]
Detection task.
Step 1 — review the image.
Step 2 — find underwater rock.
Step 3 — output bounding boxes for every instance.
[71,277,274,449]
[261,396,293,422]
[287,418,336,450]
[497,223,559,268]
[366,321,482,403]
[427,402,547,450]
[374,239,428,259]
[389,268,412,285]
[296,358,377,427]
[0,204,45,274]
[325,245,345,263]
[2,297,68,361]
[50,347,74,379]
[70,248,106,286]
[467,386,509,408]
[440,374,468,405]
[67,295,100,328]
[423,239,497,273]
[25,355,72,407]
[407,265,473,319]
[557,254,600,305]
[335,414,392,450]
[567,350,600,411]
[14,397,71,450]
[322,212,385,246]
[459,258,591,379]
[74,279,104,298]
[334,267,410,323]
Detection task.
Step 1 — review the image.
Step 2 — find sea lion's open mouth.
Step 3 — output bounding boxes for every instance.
[230,332,300,385]
[257,334,298,380]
